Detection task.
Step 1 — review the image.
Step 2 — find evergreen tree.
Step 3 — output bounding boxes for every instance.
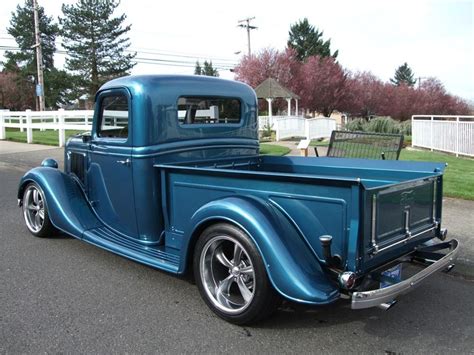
[287,18,338,61]
[194,61,202,75]
[60,0,136,98]
[2,0,71,108]
[194,60,219,77]
[390,62,416,86]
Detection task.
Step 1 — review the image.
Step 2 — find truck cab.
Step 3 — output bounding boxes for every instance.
[18,75,459,324]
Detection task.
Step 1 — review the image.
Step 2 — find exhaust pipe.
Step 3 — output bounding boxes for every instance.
[377,300,398,311]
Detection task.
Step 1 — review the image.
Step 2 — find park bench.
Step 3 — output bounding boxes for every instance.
[315,130,404,160]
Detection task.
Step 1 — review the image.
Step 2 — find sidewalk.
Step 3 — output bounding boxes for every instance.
[0,140,58,155]
[265,140,329,157]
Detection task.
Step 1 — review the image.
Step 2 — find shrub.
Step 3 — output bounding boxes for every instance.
[345,118,367,132]
[366,116,400,134]
[399,120,412,136]
[345,116,412,136]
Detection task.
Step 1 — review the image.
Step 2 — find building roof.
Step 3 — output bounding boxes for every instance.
[254,78,300,99]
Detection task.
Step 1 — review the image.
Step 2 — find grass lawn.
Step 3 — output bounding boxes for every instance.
[5,128,86,146]
[400,149,474,200]
[4,129,471,200]
[259,143,290,156]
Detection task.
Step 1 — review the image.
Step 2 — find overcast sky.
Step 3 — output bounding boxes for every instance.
[1,0,473,100]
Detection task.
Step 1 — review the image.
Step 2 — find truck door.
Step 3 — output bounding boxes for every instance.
[87,88,138,238]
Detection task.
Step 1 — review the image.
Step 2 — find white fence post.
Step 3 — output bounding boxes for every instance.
[275,119,280,141]
[26,109,33,143]
[0,111,5,140]
[456,116,459,157]
[430,116,434,151]
[58,108,65,147]
[20,113,24,132]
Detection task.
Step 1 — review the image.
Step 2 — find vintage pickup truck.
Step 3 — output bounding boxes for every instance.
[18,75,459,324]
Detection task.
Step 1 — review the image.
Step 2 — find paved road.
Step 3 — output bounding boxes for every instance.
[1,143,473,353]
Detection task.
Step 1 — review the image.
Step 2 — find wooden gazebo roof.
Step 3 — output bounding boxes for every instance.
[254,78,300,100]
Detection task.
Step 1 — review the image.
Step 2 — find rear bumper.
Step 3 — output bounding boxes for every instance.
[351,239,459,309]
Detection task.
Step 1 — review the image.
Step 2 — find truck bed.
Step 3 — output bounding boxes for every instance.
[155,155,445,273]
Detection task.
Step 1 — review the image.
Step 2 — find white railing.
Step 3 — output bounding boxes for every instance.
[411,115,474,157]
[274,117,306,140]
[258,115,295,130]
[306,118,337,140]
[272,116,336,141]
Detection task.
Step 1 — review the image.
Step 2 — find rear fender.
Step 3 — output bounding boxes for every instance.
[185,196,339,305]
[18,167,101,238]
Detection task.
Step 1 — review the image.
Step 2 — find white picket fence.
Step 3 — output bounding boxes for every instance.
[0,109,94,147]
[0,109,337,147]
[411,115,474,157]
[263,116,336,141]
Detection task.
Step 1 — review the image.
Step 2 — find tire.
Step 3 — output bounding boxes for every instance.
[193,223,280,325]
[22,182,57,237]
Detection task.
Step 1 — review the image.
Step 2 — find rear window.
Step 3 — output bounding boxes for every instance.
[177,97,241,125]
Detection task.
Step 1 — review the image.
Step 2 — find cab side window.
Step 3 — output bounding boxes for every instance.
[98,94,129,139]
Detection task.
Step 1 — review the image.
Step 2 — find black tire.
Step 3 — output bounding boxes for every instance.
[22,182,58,238]
[193,223,280,325]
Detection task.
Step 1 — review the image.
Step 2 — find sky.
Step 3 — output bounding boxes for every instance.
[0,0,473,100]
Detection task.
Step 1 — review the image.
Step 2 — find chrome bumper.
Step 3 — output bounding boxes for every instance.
[351,239,459,310]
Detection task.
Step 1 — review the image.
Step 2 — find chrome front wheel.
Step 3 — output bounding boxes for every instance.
[22,183,56,237]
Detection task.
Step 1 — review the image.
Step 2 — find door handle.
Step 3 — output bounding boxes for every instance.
[116,158,131,166]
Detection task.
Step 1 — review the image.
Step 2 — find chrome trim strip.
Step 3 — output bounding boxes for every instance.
[404,209,410,235]
[371,194,378,253]
[352,239,459,309]
[373,225,437,254]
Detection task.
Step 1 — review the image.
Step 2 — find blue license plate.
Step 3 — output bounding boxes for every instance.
[380,264,402,288]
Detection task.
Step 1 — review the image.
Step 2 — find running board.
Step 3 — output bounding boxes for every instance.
[82,226,181,273]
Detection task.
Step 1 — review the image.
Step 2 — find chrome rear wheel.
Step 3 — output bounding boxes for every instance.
[200,235,256,314]
[194,223,280,324]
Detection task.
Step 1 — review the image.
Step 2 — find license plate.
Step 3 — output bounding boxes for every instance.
[380,264,402,288]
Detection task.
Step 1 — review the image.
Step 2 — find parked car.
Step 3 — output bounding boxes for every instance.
[18,75,459,324]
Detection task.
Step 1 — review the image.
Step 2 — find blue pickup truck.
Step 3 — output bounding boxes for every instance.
[18,75,459,324]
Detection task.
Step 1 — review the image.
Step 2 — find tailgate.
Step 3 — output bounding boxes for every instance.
[362,176,442,269]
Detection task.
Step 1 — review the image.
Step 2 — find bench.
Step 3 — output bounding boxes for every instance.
[315,131,404,160]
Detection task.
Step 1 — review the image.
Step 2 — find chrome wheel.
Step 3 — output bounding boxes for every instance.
[200,235,256,314]
[23,185,45,233]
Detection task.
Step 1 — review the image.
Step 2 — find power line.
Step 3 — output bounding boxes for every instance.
[0,45,236,71]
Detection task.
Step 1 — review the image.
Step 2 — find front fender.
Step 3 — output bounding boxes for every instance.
[185,196,339,305]
[18,167,101,238]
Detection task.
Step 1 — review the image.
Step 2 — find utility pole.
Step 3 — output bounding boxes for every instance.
[32,0,45,111]
[238,17,257,56]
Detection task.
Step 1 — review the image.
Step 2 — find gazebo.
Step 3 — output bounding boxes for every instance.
[254,78,300,118]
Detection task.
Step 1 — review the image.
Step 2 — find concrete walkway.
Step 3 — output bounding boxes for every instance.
[265,140,329,157]
[0,140,58,155]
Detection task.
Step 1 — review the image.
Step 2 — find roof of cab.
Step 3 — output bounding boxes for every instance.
[97,75,256,102]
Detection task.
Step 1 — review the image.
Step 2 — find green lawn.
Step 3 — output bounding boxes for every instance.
[5,128,86,146]
[4,129,471,200]
[400,149,474,200]
[259,143,290,156]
